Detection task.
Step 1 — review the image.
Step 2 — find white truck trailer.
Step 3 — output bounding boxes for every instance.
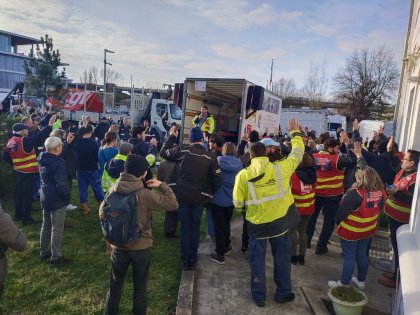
[177,78,282,144]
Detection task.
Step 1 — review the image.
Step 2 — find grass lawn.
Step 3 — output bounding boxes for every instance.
[0,184,208,315]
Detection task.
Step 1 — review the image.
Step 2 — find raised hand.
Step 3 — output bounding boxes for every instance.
[286,119,300,132]
[340,131,350,145]
[352,119,359,131]
[387,136,394,152]
[146,179,162,188]
[352,142,362,157]
[169,125,178,137]
[48,114,57,126]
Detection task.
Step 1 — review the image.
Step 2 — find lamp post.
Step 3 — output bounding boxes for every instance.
[104,49,115,111]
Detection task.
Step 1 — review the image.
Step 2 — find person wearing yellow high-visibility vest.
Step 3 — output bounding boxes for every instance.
[306,137,356,255]
[233,119,304,307]
[192,106,215,137]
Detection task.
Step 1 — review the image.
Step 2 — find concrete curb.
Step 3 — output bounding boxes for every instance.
[175,269,195,315]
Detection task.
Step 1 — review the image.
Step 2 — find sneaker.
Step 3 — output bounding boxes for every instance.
[351,276,366,290]
[328,280,343,288]
[50,256,73,266]
[210,253,225,265]
[291,256,298,265]
[254,299,265,307]
[224,245,233,256]
[276,292,295,304]
[40,253,51,261]
[382,272,394,280]
[378,277,396,288]
[65,204,77,211]
[315,247,328,255]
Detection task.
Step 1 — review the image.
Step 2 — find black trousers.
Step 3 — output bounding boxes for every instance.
[210,204,233,256]
[164,210,178,235]
[14,172,34,222]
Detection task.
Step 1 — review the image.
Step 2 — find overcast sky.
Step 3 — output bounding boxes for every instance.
[2,0,409,93]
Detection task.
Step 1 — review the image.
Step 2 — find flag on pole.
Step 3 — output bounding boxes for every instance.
[269,59,273,85]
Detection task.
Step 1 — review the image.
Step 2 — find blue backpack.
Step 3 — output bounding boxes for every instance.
[100,190,141,246]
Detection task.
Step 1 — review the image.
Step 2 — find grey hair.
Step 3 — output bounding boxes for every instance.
[44,136,63,153]
[50,129,66,139]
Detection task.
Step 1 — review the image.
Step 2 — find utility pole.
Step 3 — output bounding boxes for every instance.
[103,49,115,112]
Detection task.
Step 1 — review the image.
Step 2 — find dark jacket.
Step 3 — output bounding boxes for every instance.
[295,165,317,185]
[212,155,243,207]
[38,152,71,212]
[60,141,77,179]
[75,137,99,171]
[119,125,131,141]
[105,158,126,180]
[94,121,110,140]
[160,135,222,205]
[129,138,150,157]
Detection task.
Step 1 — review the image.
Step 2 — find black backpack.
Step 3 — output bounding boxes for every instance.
[100,190,146,246]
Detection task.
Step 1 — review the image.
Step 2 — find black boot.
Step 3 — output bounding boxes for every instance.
[291,256,298,265]
[298,255,305,265]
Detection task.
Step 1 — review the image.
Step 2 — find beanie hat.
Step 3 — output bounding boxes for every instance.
[12,123,29,133]
[189,127,203,143]
[124,154,149,178]
[118,142,133,155]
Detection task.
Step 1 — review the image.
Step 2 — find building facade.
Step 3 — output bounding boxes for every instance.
[393,1,420,314]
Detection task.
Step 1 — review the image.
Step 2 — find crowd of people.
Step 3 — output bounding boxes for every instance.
[0,103,419,314]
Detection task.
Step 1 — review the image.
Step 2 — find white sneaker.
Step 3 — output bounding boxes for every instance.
[351,276,366,290]
[328,280,343,288]
[65,204,77,211]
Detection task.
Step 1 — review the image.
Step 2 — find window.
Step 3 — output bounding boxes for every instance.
[170,103,182,120]
[156,103,168,118]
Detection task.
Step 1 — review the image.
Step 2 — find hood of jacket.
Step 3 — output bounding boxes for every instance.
[38,151,63,168]
[106,155,126,179]
[247,156,270,179]
[295,166,317,185]
[217,155,243,173]
[115,172,145,195]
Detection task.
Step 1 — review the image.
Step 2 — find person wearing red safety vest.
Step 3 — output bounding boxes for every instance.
[328,166,385,289]
[290,153,316,265]
[378,149,419,289]
[3,116,56,225]
[307,137,356,255]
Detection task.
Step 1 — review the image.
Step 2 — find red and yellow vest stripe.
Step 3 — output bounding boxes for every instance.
[336,188,385,241]
[6,136,39,173]
[384,170,417,223]
[291,172,315,216]
[313,152,344,197]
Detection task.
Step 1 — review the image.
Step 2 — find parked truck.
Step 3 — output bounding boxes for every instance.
[177,78,282,144]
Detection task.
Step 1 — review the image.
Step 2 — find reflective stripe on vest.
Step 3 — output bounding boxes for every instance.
[384,170,416,224]
[313,152,344,196]
[6,136,39,173]
[336,188,384,241]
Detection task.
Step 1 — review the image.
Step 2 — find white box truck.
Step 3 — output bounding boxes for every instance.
[177,78,282,144]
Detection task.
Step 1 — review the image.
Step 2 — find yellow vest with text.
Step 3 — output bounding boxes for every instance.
[233,132,304,238]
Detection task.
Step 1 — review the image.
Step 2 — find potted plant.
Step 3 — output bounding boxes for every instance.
[328,285,368,315]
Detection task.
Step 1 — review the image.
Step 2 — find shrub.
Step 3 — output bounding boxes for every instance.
[0,114,18,196]
[330,286,365,303]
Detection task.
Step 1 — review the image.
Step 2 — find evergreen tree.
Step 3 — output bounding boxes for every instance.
[24,34,66,105]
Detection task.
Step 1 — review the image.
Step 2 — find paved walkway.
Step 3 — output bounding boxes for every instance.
[176,215,395,315]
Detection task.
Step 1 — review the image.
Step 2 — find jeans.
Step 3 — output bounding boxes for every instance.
[307,195,341,250]
[39,207,67,260]
[178,203,203,265]
[77,169,104,203]
[340,238,371,285]
[32,173,41,199]
[205,207,215,237]
[14,171,34,222]
[210,204,233,256]
[164,210,178,235]
[104,248,151,315]
[248,233,292,302]
[389,217,405,279]
[290,215,311,256]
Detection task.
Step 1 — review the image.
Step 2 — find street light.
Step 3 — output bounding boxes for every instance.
[104,49,115,111]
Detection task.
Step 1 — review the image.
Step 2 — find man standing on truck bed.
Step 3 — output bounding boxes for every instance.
[192,105,215,138]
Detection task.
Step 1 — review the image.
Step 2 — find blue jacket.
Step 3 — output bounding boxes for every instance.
[212,155,243,207]
[38,152,71,212]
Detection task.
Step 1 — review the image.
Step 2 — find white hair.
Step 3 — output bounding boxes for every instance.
[44,136,62,153]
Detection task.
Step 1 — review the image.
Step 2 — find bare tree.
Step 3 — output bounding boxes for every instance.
[333,47,399,120]
[145,80,163,90]
[79,65,123,86]
[303,61,328,103]
[272,78,297,99]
